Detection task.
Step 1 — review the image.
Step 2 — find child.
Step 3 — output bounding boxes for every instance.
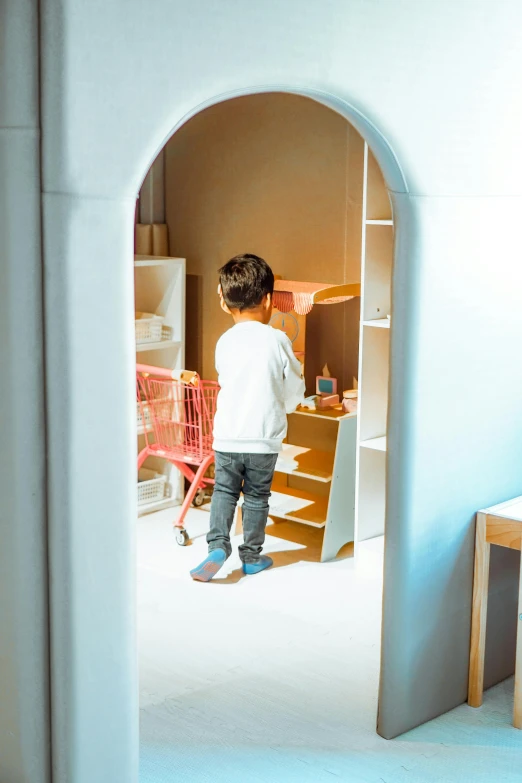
[190,254,305,582]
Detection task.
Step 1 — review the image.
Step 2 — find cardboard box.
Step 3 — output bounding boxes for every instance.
[135,224,152,255]
[152,223,169,256]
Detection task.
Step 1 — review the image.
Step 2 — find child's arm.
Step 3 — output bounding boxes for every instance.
[215,335,223,377]
[278,335,306,413]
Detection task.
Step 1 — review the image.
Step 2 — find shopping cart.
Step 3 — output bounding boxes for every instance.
[136,363,219,545]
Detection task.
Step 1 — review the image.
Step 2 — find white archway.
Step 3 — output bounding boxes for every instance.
[133,86,409,198]
[6,3,521,779]
[130,86,409,758]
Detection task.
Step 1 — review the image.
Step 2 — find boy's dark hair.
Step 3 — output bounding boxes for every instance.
[218,254,274,311]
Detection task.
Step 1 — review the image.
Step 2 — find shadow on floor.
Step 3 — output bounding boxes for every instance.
[210,519,354,585]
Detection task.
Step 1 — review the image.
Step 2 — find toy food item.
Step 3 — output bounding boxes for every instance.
[318,393,340,409]
[342,389,358,413]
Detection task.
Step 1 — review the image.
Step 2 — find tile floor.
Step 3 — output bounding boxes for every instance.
[138,507,522,783]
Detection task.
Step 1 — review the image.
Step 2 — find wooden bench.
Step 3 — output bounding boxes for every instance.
[468,496,522,728]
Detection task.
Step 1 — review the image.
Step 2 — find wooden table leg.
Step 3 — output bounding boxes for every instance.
[468,511,491,708]
[514,536,522,729]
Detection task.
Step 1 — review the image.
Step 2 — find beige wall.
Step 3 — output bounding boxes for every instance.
[165,92,362,391]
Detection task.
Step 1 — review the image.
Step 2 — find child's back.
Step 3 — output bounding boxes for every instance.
[213,321,304,455]
[190,254,305,583]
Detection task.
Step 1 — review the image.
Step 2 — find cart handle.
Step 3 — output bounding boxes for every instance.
[136,363,200,386]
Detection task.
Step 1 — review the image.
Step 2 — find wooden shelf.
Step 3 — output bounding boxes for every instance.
[363,318,390,329]
[268,484,329,528]
[276,445,334,482]
[360,436,387,452]
[294,405,356,421]
[136,339,181,353]
[366,219,393,226]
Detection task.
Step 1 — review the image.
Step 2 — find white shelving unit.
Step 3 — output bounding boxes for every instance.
[356,145,393,542]
[135,255,186,515]
[263,144,393,554]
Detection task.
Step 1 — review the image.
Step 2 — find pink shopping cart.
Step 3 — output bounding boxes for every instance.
[136,363,219,545]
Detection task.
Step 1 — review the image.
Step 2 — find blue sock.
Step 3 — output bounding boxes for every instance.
[242,555,273,575]
[190,549,227,582]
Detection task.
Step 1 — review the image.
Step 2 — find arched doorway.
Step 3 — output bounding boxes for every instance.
[45,86,410,783]
[132,88,406,777]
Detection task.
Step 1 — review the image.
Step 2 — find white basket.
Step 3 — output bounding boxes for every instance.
[135,312,164,344]
[137,401,152,433]
[137,468,168,506]
[160,324,174,342]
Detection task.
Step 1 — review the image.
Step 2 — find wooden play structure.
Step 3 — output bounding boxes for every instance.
[265,279,361,561]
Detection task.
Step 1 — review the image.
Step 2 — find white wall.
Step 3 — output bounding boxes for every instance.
[1,0,516,779]
[0,2,50,782]
[41,0,522,199]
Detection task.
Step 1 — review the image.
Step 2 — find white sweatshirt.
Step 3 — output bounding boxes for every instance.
[212,321,306,454]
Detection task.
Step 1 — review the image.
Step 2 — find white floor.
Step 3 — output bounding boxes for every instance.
[138,507,522,783]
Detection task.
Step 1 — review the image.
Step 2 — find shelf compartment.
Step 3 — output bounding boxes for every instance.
[268,485,328,528]
[138,468,169,507]
[360,436,387,452]
[136,339,181,353]
[357,447,386,541]
[358,326,390,442]
[362,225,393,322]
[276,444,334,482]
[137,497,177,516]
[134,258,185,341]
[365,148,393,222]
[363,318,390,329]
[135,312,165,343]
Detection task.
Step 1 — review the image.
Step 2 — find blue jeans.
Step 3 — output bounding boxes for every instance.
[207,451,278,563]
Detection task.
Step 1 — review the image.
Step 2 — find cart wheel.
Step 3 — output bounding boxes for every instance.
[175,528,189,546]
[192,490,205,507]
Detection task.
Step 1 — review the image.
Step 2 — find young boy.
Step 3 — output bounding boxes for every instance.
[190,254,305,582]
